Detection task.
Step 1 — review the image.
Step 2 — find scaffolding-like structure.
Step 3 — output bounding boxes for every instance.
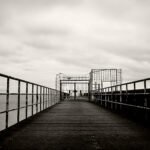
[90,69,122,91]
[56,69,122,100]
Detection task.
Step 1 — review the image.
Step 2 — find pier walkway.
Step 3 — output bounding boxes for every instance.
[0,100,150,150]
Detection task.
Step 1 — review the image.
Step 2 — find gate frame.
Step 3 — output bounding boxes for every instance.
[60,79,90,101]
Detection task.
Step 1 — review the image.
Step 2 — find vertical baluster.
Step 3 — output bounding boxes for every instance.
[88,83,90,101]
[48,88,49,107]
[110,86,113,109]
[52,90,53,105]
[126,84,128,104]
[26,82,28,119]
[126,84,128,114]
[54,90,55,104]
[17,80,20,123]
[100,88,103,106]
[51,90,52,106]
[45,87,47,108]
[115,86,117,110]
[46,88,48,108]
[144,80,148,121]
[105,88,107,107]
[50,89,52,106]
[144,80,147,107]
[55,90,57,104]
[100,88,102,105]
[40,86,42,111]
[133,82,136,117]
[56,91,58,103]
[107,88,109,107]
[60,81,62,101]
[32,84,34,116]
[109,87,111,108]
[56,90,58,103]
[6,77,10,129]
[45,88,47,108]
[43,87,45,110]
[57,90,59,103]
[48,88,50,107]
[107,88,109,108]
[36,85,38,113]
[120,85,122,111]
[133,82,136,105]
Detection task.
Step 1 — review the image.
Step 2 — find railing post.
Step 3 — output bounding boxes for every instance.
[52,90,54,105]
[100,89,102,105]
[40,86,42,111]
[125,84,128,114]
[144,80,148,121]
[53,90,55,104]
[48,88,50,107]
[45,88,47,108]
[60,81,62,101]
[25,82,28,119]
[55,90,57,104]
[105,88,107,108]
[32,84,34,116]
[120,85,122,111]
[46,88,47,107]
[126,84,128,103]
[54,90,56,104]
[88,82,90,101]
[54,90,55,105]
[115,86,117,110]
[17,80,20,123]
[100,88,102,106]
[51,89,52,106]
[43,87,45,110]
[46,88,48,108]
[57,90,59,103]
[107,88,109,107]
[6,77,10,129]
[133,82,136,105]
[36,85,38,113]
[111,86,113,110]
[107,88,109,108]
[144,80,147,107]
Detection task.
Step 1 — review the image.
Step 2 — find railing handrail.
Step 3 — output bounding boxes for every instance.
[0,72,64,132]
[100,77,150,90]
[0,73,58,91]
[93,77,150,122]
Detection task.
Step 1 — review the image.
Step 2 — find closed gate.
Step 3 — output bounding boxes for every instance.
[60,81,90,100]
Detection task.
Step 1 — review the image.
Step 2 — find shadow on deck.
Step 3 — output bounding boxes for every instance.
[0,100,150,150]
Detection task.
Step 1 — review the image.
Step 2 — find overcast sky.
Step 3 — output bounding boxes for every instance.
[0,0,150,87]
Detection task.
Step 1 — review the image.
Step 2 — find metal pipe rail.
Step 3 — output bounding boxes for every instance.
[0,73,62,132]
[93,78,150,122]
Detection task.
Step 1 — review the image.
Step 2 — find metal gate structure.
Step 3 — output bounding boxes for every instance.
[56,74,89,100]
[56,69,122,101]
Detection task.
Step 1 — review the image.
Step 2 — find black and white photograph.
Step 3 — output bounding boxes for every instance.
[0,0,150,149]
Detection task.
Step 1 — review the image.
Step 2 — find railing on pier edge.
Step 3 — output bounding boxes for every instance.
[0,73,64,132]
[93,78,150,122]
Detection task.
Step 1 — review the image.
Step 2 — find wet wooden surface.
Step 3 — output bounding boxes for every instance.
[0,100,150,150]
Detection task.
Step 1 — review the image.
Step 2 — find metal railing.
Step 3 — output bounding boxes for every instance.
[93,78,150,122]
[0,73,62,132]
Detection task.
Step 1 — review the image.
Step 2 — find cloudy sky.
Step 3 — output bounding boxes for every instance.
[0,0,150,87]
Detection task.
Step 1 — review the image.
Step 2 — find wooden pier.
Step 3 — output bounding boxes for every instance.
[0,100,150,150]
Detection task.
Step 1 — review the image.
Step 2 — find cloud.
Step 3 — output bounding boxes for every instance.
[0,0,150,87]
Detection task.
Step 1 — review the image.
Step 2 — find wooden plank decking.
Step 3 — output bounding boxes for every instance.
[0,100,150,150]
